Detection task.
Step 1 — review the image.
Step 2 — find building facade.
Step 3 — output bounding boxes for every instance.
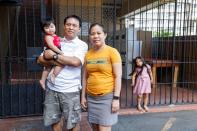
[1,0,197,118]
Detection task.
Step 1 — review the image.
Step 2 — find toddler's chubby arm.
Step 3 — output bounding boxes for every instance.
[59,37,64,42]
[45,35,64,55]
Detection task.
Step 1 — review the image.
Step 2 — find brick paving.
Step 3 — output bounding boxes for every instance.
[0,104,197,131]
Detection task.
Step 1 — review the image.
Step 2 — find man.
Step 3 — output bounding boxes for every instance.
[37,15,88,131]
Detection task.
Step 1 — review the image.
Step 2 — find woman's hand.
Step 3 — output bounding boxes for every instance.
[112,99,120,113]
[81,96,87,111]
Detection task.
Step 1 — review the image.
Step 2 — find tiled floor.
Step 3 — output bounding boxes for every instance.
[120,79,197,108]
[1,79,197,130]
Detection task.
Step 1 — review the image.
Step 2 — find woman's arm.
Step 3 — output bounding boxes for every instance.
[81,64,88,110]
[113,63,122,97]
[45,35,64,55]
[112,63,122,113]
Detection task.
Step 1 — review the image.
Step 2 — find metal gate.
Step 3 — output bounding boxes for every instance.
[0,0,197,118]
[0,0,119,118]
[0,0,45,118]
[119,0,197,107]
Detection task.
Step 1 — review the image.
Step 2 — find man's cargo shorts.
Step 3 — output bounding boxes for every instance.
[43,88,81,129]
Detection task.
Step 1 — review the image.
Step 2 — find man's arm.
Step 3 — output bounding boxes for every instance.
[44,49,81,67]
[36,55,58,67]
[36,50,62,67]
[37,41,88,67]
[41,49,81,67]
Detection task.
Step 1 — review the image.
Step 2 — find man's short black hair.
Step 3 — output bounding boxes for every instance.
[40,17,54,32]
[64,15,82,27]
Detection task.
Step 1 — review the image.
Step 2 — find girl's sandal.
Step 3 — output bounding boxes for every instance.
[137,105,145,113]
[143,106,149,112]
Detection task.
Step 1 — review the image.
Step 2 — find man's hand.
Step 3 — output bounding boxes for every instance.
[36,50,62,67]
[37,55,52,67]
[43,49,56,60]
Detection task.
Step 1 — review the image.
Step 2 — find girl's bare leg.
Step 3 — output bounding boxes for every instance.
[50,66,63,83]
[137,94,144,112]
[39,67,51,90]
[143,93,149,112]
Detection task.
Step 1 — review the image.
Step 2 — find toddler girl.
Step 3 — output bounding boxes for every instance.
[131,56,153,112]
[39,17,63,89]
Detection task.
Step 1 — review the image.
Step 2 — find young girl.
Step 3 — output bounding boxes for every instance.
[39,17,64,90]
[131,56,153,112]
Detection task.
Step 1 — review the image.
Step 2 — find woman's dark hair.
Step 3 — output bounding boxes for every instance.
[40,17,54,32]
[88,23,107,34]
[64,15,82,27]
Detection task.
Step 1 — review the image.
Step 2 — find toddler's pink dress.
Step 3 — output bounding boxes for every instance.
[133,64,152,95]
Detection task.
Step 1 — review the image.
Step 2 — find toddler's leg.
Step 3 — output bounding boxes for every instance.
[137,94,144,112]
[143,93,149,112]
[50,66,63,83]
[39,67,50,90]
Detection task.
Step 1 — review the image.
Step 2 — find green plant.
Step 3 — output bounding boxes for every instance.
[153,29,173,37]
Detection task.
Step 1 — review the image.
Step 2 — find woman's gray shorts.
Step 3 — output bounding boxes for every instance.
[43,89,81,129]
[87,93,118,126]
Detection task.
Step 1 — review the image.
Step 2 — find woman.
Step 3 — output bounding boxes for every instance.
[81,23,122,131]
